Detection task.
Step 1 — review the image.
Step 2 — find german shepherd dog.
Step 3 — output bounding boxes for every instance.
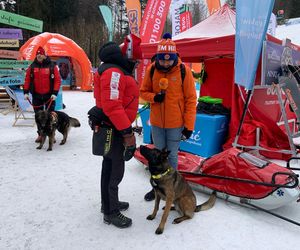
[140,145,216,234]
[35,110,81,151]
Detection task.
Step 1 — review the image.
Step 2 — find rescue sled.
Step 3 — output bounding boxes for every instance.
[134,145,300,211]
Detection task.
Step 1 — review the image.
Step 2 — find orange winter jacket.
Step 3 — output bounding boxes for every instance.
[140,59,197,130]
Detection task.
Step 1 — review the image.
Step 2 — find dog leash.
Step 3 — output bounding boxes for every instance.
[27,98,53,110]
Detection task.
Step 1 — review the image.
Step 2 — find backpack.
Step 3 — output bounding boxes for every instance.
[150,63,186,84]
[30,62,55,93]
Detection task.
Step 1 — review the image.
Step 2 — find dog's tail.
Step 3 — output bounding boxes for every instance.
[70,117,81,128]
[195,191,217,212]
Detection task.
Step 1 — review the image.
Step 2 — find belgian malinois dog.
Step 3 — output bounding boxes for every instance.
[140,145,216,234]
[35,110,80,151]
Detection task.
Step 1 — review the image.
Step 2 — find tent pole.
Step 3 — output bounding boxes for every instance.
[233,89,253,147]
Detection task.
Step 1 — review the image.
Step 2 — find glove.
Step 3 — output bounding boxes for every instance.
[154,92,165,103]
[123,133,136,147]
[181,127,193,140]
[51,94,57,101]
[123,133,136,161]
[24,94,29,100]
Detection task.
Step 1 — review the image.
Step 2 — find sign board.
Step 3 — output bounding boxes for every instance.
[0,49,19,59]
[0,69,25,77]
[0,39,19,47]
[0,10,43,32]
[0,75,24,86]
[0,60,32,69]
[0,28,23,39]
[262,41,300,85]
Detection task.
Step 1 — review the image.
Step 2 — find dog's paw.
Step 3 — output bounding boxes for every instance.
[36,146,42,150]
[60,140,65,145]
[146,215,155,220]
[172,219,180,224]
[47,148,52,151]
[155,227,163,234]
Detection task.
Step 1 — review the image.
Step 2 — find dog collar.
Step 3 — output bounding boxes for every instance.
[151,168,172,180]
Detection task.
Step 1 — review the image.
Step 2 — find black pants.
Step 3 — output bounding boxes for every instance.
[32,94,56,113]
[101,133,125,215]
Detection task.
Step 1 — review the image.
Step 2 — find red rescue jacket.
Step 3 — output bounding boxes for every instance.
[94,67,139,132]
[23,58,61,96]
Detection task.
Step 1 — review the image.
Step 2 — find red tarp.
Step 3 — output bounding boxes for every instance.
[140,4,300,160]
[135,146,294,199]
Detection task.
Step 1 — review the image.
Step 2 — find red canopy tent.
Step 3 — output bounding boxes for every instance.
[141,4,300,159]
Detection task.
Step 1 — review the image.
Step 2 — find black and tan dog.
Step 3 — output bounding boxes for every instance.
[140,145,216,234]
[35,110,80,151]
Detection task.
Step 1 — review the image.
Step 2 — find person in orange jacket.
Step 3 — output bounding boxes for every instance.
[140,33,197,201]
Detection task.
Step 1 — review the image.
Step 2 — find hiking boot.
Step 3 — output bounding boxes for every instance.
[35,135,42,143]
[144,189,155,201]
[101,201,129,213]
[103,212,132,228]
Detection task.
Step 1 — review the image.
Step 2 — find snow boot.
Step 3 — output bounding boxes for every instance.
[103,212,132,228]
[101,201,129,213]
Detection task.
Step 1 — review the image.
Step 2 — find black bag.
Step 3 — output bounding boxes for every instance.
[92,126,114,156]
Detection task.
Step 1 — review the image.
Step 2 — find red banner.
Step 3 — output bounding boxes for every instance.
[140,0,172,43]
[180,11,192,33]
[137,0,172,88]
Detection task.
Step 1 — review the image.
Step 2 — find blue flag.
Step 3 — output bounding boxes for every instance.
[235,0,275,90]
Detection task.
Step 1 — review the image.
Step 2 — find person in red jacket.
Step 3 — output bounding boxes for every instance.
[92,34,142,228]
[23,46,61,142]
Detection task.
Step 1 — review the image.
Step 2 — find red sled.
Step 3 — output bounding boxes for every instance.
[134,145,300,210]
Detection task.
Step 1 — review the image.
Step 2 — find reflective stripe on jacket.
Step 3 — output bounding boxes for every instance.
[94,67,139,131]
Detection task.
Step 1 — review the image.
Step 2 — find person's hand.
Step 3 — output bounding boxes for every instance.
[123,133,136,147]
[123,133,136,161]
[24,94,29,100]
[154,92,165,103]
[51,94,57,101]
[181,127,193,140]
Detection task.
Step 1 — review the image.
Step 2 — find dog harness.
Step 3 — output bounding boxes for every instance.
[151,168,172,180]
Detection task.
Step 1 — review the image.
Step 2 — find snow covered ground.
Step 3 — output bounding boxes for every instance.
[1,91,300,250]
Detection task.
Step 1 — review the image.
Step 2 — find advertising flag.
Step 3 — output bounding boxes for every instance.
[99,5,113,41]
[125,0,141,36]
[140,0,172,43]
[138,0,172,87]
[235,0,275,90]
[171,0,186,37]
[179,5,192,33]
[206,0,221,15]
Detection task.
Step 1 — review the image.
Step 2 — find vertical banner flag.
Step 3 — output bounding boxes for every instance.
[206,0,221,15]
[140,0,172,43]
[99,5,113,41]
[125,0,141,36]
[235,0,275,90]
[138,0,172,86]
[172,0,186,37]
[267,12,277,36]
[179,4,192,33]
